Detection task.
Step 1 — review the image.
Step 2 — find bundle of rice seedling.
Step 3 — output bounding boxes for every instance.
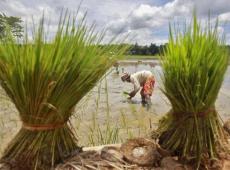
[0,12,127,169]
[157,15,229,168]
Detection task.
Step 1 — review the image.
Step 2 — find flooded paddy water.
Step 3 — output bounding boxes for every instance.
[0,59,230,154]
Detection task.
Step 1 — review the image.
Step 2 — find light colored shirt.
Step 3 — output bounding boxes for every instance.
[130,70,153,94]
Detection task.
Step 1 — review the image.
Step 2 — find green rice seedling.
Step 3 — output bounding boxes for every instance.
[158,14,229,168]
[0,11,127,169]
[120,110,127,129]
[86,77,121,146]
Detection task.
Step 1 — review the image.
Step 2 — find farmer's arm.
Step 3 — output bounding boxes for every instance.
[129,77,140,98]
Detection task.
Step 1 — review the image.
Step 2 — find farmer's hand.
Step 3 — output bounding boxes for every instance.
[128,91,136,99]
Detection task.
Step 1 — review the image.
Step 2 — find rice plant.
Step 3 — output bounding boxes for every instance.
[86,77,121,146]
[0,11,127,169]
[158,15,229,168]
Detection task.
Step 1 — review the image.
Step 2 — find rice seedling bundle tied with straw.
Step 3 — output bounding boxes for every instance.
[158,15,229,168]
[0,12,126,169]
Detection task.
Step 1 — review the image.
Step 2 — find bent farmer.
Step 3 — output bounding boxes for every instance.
[121,70,155,105]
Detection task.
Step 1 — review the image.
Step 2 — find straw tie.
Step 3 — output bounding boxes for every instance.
[173,108,216,118]
[197,108,216,117]
[21,107,75,131]
[22,122,65,131]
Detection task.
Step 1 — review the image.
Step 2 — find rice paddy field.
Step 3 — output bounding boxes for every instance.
[0,59,230,156]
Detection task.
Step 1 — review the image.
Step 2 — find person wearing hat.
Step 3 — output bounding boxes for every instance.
[121,70,155,105]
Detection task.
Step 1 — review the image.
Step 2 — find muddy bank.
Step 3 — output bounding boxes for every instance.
[56,138,230,170]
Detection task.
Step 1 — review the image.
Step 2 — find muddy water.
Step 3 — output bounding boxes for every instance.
[73,60,230,145]
[77,60,230,121]
[103,60,167,115]
[73,60,167,125]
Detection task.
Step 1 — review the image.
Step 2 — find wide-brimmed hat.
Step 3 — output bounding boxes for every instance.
[121,73,130,82]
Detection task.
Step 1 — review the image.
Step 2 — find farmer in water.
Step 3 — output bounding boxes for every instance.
[121,70,155,105]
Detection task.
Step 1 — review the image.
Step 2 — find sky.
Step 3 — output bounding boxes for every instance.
[0,0,230,45]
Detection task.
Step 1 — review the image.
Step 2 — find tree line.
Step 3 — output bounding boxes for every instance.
[128,43,166,56]
[129,43,230,56]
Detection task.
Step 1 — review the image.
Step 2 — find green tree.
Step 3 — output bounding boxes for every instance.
[149,43,158,55]
[0,13,23,39]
